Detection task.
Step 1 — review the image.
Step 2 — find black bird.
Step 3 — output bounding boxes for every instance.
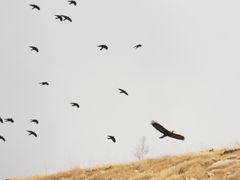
[134,44,142,49]
[5,118,14,123]
[0,117,3,123]
[55,15,63,21]
[30,119,39,124]
[107,135,116,143]
[61,15,72,22]
[29,46,39,53]
[118,88,128,96]
[151,120,185,140]
[39,82,49,86]
[98,44,108,51]
[68,0,77,6]
[29,4,40,10]
[27,130,37,137]
[70,102,80,108]
[0,136,5,142]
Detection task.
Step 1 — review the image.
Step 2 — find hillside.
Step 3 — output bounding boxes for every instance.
[11,146,240,180]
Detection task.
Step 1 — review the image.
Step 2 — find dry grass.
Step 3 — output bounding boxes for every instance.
[10,146,240,180]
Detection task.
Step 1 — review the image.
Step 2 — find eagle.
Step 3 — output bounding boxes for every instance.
[29,46,39,53]
[70,102,80,108]
[27,130,37,137]
[5,118,14,123]
[29,4,40,10]
[39,82,49,86]
[61,15,72,22]
[134,44,142,49]
[30,119,39,124]
[0,136,5,142]
[118,88,128,96]
[98,44,108,51]
[107,135,116,143]
[68,0,77,6]
[151,120,185,140]
[55,15,63,21]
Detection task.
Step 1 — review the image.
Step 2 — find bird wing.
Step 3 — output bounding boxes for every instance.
[168,132,185,140]
[31,119,38,124]
[118,88,128,95]
[0,136,5,141]
[151,121,170,134]
[28,131,37,137]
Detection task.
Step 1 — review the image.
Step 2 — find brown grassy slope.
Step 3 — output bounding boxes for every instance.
[12,147,240,180]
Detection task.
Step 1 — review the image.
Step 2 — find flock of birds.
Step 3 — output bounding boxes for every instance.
[0,0,185,143]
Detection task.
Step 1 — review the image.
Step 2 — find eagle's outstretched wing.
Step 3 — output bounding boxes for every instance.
[151,120,170,134]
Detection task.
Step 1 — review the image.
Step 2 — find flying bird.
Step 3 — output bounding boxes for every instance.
[29,4,40,10]
[61,15,72,22]
[0,117,3,123]
[5,118,14,123]
[29,46,39,53]
[118,88,128,96]
[39,82,49,86]
[134,44,142,49]
[0,136,5,142]
[107,135,116,143]
[98,44,108,51]
[30,119,39,124]
[27,130,37,137]
[68,0,77,6]
[70,102,80,108]
[55,15,63,21]
[151,120,185,140]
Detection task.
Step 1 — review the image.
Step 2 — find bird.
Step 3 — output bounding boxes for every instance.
[29,4,40,10]
[30,119,39,124]
[150,120,185,140]
[0,117,3,123]
[0,136,5,142]
[98,44,108,50]
[39,82,49,86]
[118,88,128,96]
[70,102,80,108]
[107,135,116,143]
[29,46,39,53]
[134,44,142,49]
[5,118,14,123]
[61,15,72,22]
[55,15,63,21]
[27,130,37,137]
[68,0,77,6]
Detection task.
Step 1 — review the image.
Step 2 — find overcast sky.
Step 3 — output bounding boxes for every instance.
[1,0,240,179]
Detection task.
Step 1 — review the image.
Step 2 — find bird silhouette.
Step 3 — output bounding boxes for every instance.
[5,118,14,123]
[68,0,77,6]
[107,135,116,143]
[118,88,128,96]
[55,15,63,21]
[30,119,39,124]
[151,120,185,140]
[0,117,3,123]
[98,44,108,50]
[27,130,37,137]
[29,4,40,10]
[0,136,5,142]
[61,15,72,22]
[70,102,80,108]
[134,44,142,49]
[29,46,39,53]
[39,82,49,86]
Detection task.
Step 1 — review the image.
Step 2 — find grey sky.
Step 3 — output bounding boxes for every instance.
[1,0,240,178]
